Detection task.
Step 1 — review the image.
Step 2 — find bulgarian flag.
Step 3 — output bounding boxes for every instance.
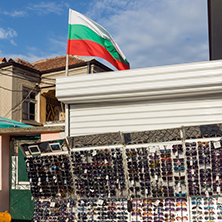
[67,9,130,70]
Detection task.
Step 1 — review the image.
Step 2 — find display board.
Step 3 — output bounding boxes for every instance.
[23,139,222,222]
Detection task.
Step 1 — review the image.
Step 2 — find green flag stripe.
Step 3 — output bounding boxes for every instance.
[68,24,129,66]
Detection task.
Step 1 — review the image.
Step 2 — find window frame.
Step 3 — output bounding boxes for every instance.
[22,87,37,121]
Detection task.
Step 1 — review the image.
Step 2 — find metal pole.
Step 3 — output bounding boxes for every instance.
[65,54,69,76]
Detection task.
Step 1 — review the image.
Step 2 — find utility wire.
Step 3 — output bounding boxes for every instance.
[0,68,55,85]
[40,76,56,81]
[0,84,54,92]
[4,85,37,118]
[0,85,23,92]
[1,66,56,81]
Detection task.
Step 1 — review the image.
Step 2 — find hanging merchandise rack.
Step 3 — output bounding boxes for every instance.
[21,126,222,222]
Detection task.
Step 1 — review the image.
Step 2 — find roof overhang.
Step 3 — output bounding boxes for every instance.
[0,61,41,74]
[0,126,64,136]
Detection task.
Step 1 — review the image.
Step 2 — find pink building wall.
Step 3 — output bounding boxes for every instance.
[41,132,61,142]
[0,135,10,212]
[0,131,62,212]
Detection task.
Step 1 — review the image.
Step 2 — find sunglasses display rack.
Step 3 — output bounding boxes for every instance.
[211,141,222,196]
[171,144,187,199]
[126,146,152,199]
[186,141,212,197]
[84,198,128,222]
[190,196,222,222]
[25,152,75,199]
[33,199,77,221]
[71,146,127,199]
[33,198,129,222]
[24,139,222,222]
[185,141,222,197]
[125,143,188,199]
[131,198,189,222]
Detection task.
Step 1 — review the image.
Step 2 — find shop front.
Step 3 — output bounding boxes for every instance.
[17,59,222,221]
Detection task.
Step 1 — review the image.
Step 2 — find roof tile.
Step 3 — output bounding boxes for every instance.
[14,58,34,68]
[32,55,91,72]
[0,57,7,63]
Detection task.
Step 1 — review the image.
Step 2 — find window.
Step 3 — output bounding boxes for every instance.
[22,87,37,121]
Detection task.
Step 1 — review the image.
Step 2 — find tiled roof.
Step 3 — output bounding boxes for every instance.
[1,55,112,72]
[32,55,91,72]
[14,58,35,69]
[0,57,7,63]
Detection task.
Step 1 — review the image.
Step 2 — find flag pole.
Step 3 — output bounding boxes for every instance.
[65,53,69,136]
[65,9,70,138]
[65,9,71,77]
[65,54,69,76]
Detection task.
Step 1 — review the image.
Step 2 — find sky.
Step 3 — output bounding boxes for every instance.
[0,0,209,70]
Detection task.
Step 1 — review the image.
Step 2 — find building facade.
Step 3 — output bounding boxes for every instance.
[0,56,112,126]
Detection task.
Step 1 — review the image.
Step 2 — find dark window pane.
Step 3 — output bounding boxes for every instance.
[23,102,28,114]
[23,113,28,120]
[30,114,35,120]
[30,103,35,115]
[22,88,36,121]
[30,92,36,99]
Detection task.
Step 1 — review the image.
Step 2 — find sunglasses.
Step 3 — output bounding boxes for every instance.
[175,193,187,198]
[174,176,185,181]
[204,211,215,215]
[149,161,160,168]
[176,202,187,207]
[162,176,173,182]
[161,158,172,163]
[162,171,173,177]
[191,200,202,205]
[191,210,202,215]
[175,180,185,185]
[176,207,187,211]
[160,149,171,153]
[176,216,188,220]
[172,145,183,154]
[173,166,185,172]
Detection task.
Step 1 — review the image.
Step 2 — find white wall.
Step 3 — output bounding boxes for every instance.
[69,95,222,136]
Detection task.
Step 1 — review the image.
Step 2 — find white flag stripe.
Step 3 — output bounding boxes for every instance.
[68,9,127,61]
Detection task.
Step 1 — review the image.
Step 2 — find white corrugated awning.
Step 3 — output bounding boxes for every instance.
[56,60,222,136]
[56,60,222,104]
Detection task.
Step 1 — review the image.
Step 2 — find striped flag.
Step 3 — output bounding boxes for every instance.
[67,9,130,70]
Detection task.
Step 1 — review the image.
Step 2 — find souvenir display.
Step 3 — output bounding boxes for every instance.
[25,154,74,199]
[71,147,127,198]
[32,199,77,222]
[190,196,222,222]
[131,198,189,222]
[24,139,222,221]
[126,144,187,199]
[32,198,128,222]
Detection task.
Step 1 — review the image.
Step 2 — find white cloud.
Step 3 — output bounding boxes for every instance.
[3,10,26,17]
[86,0,128,18]
[10,40,17,46]
[0,27,17,39]
[0,0,209,70]
[1,2,68,17]
[27,2,66,15]
[48,37,67,53]
[88,0,209,69]
[4,37,67,63]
